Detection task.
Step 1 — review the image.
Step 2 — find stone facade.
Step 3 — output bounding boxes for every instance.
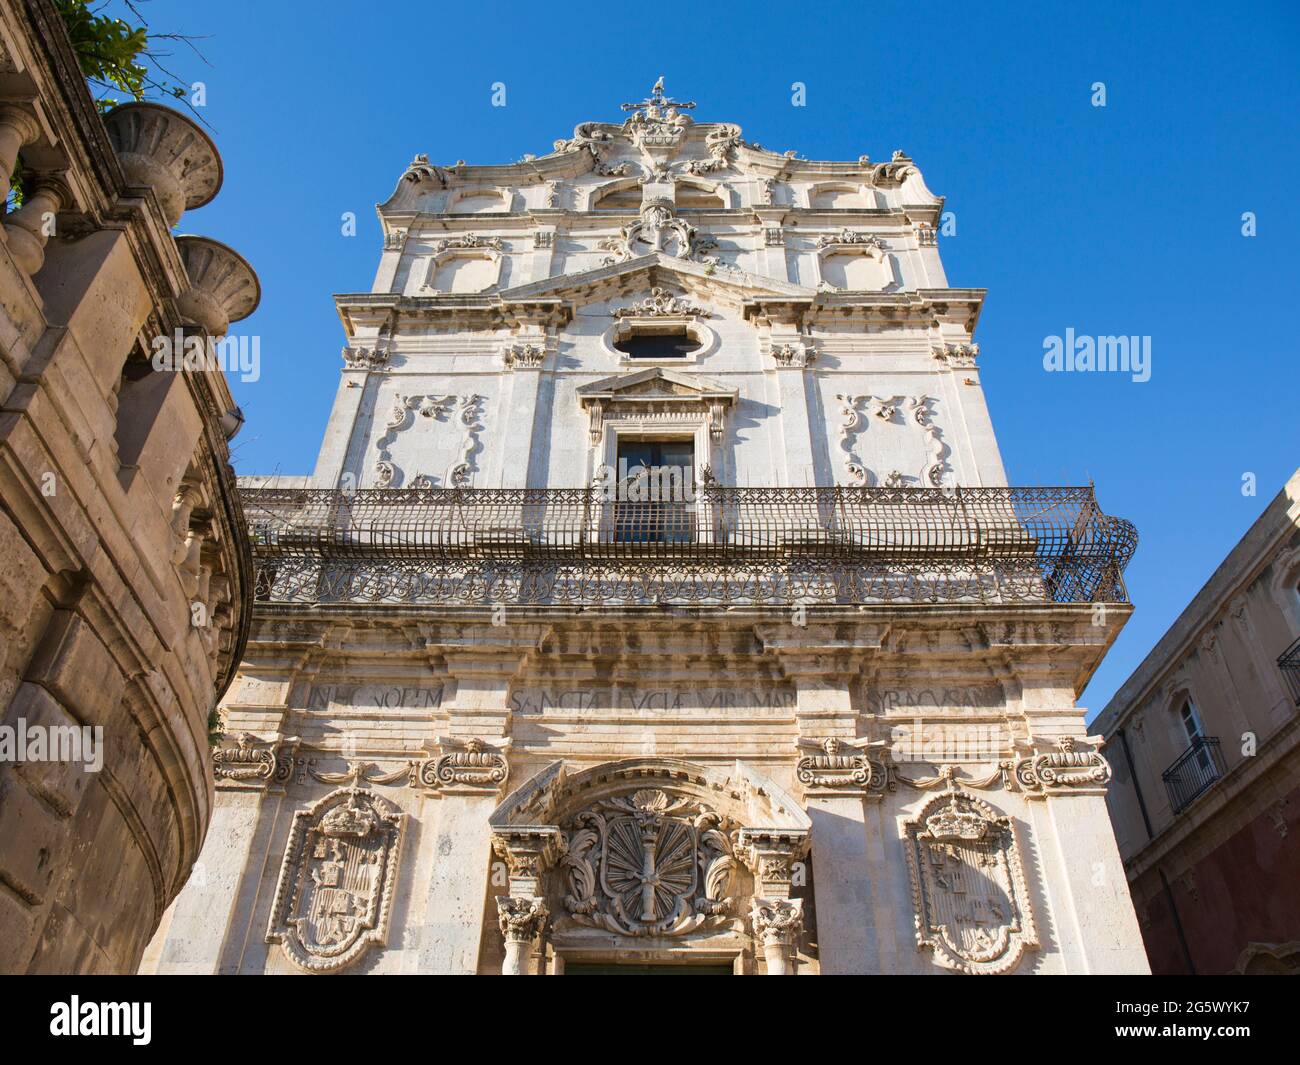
[0,0,256,972]
[143,82,1148,974]
[1096,469,1300,974]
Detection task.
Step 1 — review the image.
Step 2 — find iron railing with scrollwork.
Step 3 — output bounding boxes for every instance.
[1279,635,1300,705]
[1162,735,1225,814]
[241,485,1137,608]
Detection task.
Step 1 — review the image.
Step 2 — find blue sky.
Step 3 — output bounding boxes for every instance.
[127,0,1298,714]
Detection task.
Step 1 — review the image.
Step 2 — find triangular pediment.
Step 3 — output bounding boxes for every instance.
[497,252,815,309]
[576,366,736,402]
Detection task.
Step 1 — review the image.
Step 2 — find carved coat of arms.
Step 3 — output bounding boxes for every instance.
[266,785,405,972]
[903,787,1037,974]
[560,789,740,937]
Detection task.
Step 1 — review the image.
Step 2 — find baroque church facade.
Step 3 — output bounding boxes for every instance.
[143,84,1150,975]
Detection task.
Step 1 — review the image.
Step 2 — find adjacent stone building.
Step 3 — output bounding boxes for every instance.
[1095,469,1300,974]
[145,82,1148,974]
[0,0,257,972]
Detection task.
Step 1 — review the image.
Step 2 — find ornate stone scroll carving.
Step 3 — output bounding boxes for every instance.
[559,788,741,937]
[915,221,938,246]
[834,394,949,487]
[553,122,629,176]
[613,286,705,318]
[902,784,1038,974]
[599,201,718,265]
[686,124,742,174]
[212,733,300,789]
[411,737,511,791]
[1014,736,1111,796]
[816,228,885,251]
[433,234,503,253]
[372,392,484,488]
[751,897,804,975]
[212,732,276,783]
[265,783,405,973]
[795,737,887,792]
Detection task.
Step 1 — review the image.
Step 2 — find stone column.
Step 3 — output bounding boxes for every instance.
[758,626,888,974]
[491,827,565,975]
[413,641,523,973]
[0,106,40,192]
[498,342,546,488]
[3,174,70,276]
[1015,736,1150,973]
[770,349,817,487]
[739,829,809,975]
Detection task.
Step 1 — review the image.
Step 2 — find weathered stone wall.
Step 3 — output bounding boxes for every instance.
[0,0,255,973]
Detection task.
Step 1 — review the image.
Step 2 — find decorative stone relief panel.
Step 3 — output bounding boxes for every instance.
[902,785,1038,974]
[835,394,950,487]
[372,392,485,487]
[560,788,741,936]
[265,783,406,973]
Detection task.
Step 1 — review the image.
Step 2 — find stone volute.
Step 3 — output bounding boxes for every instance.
[175,236,261,336]
[103,101,222,225]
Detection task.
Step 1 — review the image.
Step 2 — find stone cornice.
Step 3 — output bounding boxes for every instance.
[1095,470,1300,737]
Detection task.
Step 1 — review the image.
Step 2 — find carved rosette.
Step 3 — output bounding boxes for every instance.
[559,788,742,937]
[1014,737,1112,797]
[265,785,405,973]
[903,786,1038,974]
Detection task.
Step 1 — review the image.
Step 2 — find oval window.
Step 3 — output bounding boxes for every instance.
[614,327,701,359]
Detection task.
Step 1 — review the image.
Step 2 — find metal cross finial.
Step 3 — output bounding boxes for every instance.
[621,76,696,116]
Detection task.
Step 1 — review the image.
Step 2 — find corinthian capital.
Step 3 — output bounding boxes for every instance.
[751,897,804,975]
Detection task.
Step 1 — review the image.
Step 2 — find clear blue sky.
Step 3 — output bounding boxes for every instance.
[127,0,1298,715]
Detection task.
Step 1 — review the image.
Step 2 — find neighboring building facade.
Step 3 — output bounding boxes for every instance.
[145,83,1148,974]
[0,0,257,971]
[1096,469,1300,975]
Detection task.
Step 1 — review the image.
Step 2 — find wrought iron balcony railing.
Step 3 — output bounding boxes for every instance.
[1162,735,1225,814]
[1279,635,1300,706]
[240,484,1137,608]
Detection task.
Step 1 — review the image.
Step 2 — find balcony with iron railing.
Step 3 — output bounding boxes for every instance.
[1279,635,1300,706]
[240,484,1137,608]
[1162,735,1226,814]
